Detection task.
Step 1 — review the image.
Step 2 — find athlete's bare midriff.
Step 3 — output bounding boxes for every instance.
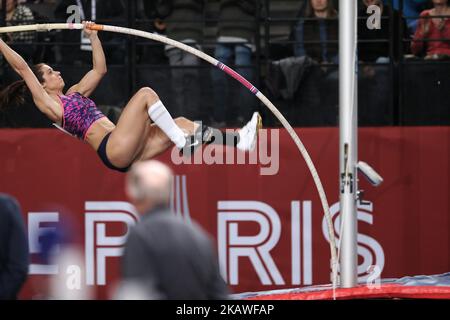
[84,117,116,151]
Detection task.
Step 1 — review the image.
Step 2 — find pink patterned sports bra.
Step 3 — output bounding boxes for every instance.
[58,92,106,140]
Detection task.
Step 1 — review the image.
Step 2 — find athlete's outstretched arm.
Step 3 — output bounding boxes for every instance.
[0,38,61,122]
[67,21,107,97]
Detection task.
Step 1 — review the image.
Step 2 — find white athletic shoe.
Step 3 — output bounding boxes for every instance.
[237,112,262,152]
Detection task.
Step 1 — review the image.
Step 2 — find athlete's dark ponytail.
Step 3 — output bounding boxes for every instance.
[0,63,46,111]
[0,80,28,110]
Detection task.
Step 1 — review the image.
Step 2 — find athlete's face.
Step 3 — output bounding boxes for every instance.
[40,64,65,91]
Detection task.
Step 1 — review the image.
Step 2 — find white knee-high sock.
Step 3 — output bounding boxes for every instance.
[148,100,186,148]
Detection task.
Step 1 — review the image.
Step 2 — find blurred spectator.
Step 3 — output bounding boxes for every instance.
[24,0,60,64]
[24,209,92,300]
[358,0,408,125]
[137,0,168,65]
[281,0,338,124]
[54,0,126,65]
[358,0,409,64]
[210,0,258,127]
[411,0,450,59]
[293,0,338,64]
[49,245,91,300]
[1,0,36,84]
[2,0,36,52]
[119,160,229,300]
[134,1,171,104]
[155,0,205,121]
[39,215,92,300]
[0,194,29,300]
[386,0,429,34]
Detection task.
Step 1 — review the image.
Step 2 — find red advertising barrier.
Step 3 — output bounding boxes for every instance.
[0,127,449,299]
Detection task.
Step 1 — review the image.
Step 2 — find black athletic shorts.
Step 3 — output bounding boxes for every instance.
[97,132,131,173]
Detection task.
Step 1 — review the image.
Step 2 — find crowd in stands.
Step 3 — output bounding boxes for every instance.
[1,0,449,128]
